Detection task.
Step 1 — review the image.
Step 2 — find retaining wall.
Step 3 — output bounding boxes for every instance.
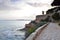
[26,23,49,40]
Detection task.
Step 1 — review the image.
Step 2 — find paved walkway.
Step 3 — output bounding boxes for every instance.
[35,23,60,40]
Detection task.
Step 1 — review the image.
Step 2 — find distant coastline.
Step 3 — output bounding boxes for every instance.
[0,19,33,21]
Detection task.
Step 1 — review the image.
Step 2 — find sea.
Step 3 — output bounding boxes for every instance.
[0,20,30,40]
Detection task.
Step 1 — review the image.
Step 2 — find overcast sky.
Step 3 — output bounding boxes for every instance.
[0,0,54,20]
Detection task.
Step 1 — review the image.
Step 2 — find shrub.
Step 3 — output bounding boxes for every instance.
[27,22,46,34]
[58,23,60,26]
[27,27,36,34]
[25,21,47,38]
[52,13,60,20]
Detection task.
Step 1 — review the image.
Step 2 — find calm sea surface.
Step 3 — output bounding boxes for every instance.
[0,20,30,40]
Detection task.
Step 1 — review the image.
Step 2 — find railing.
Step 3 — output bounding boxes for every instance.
[26,23,49,40]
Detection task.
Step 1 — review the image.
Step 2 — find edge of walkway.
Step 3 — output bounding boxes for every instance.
[26,23,49,40]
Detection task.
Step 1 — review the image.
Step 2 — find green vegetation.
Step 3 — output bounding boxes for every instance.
[27,27,36,34]
[52,13,60,21]
[58,22,60,26]
[25,21,47,38]
[25,26,36,38]
[58,23,60,26]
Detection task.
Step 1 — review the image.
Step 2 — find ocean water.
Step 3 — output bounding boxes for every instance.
[0,20,30,40]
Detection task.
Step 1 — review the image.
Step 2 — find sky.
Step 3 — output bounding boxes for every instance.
[0,0,54,20]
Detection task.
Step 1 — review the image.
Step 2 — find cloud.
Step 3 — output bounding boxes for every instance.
[11,0,21,2]
[0,0,54,10]
[0,0,24,10]
[26,0,54,7]
[0,0,54,20]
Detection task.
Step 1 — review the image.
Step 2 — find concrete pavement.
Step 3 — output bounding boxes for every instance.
[35,23,60,40]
